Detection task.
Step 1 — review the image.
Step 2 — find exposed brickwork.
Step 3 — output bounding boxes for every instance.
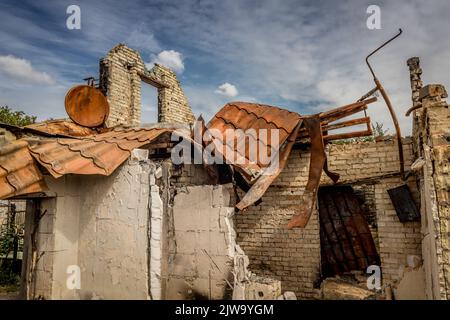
[234,138,420,299]
[414,83,450,299]
[374,178,421,283]
[99,44,195,127]
[150,64,196,124]
[100,44,145,127]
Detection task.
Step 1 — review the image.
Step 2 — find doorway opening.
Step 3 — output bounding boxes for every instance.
[318,186,380,279]
[0,199,27,298]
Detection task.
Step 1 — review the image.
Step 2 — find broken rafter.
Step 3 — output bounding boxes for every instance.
[322,117,370,132]
[323,128,373,141]
[296,98,376,142]
[317,97,376,124]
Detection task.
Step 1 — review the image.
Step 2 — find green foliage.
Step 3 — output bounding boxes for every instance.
[0,211,19,285]
[332,121,388,145]
[0,105,36,126]
[0,226,15,258]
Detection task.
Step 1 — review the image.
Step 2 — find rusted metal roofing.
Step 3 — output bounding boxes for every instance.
[318,186,380,277]
[27,127,171,178]
[0,140,47,199]
[0,97,378,229]
[207,102,302,175]
[209,102,302,137]
[206,102,304,211]
[25,119,100,137]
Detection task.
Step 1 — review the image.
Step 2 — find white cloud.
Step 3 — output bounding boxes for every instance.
[147,50,185,73]
[0,55,54,85]
[215,82,239,97]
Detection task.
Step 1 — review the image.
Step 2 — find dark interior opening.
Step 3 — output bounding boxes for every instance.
[318,185,380,279]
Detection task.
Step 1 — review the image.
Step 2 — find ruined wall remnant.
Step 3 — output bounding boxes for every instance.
[100,44,145,127]
[412,79,450,299]
[407,57,423,108]
[165,184,235,299]
[99,44,195,127]
[408,57,424,159]
[149,64,196,124]
[234,138,421,299]
[28,149,152,300]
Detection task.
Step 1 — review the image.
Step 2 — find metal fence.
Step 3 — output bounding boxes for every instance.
[0,200,26,260]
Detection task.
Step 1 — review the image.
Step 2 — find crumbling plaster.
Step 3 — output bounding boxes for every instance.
[28,149,152,299]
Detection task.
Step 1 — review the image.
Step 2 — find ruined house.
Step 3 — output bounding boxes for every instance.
[0,44,449,300]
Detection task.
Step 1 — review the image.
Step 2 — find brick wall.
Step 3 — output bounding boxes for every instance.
[99,44,195,127]
[150,64,196,124]
[414,84,450,299]
[234,137,421,299]
[100,44,145,127]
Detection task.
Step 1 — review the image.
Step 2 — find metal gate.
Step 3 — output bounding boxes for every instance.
[318,186,380,278]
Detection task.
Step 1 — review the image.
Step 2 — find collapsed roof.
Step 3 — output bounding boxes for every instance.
[0,97,377,228]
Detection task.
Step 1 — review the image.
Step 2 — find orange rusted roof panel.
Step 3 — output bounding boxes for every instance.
[27,127,170,178]
[207,102,302,176]
[25,119,99,137]
[0,140,48,199]
[213,102,301,133]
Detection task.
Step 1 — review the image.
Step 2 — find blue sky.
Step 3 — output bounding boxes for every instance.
[0,0,449,134]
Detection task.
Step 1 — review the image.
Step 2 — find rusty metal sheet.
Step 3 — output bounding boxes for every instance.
[0,140,47,199]
[25,119,99,137]
[318,186,380,278]
[27,128,170,178]
[207,102,304,210]
[65,85,110,127]
[212,102,302,134]
[287,116,339,228]
[235,122,302,210]
[207,102,302,179]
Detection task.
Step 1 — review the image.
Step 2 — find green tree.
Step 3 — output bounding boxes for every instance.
[0,105,36,126]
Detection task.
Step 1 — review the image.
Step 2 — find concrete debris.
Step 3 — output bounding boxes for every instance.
[320,278,377,300]
[277,291,297,300]
[391,257,426,300]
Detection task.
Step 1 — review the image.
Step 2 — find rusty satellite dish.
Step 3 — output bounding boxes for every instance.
[65,84,109,127]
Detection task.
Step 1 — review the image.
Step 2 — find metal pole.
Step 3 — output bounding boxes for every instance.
[365,29,405,180]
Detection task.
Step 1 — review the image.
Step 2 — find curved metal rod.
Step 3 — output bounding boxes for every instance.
[364,28,405,180]
[405,102,423,117]
[366,29,403,79]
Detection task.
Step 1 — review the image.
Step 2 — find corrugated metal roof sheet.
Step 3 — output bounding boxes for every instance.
[25,119,100,137]
[207,102,302,178]
[0,140,47,199]
[209,102,301,140]
[27,127,171,178]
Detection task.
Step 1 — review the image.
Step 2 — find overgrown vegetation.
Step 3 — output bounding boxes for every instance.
[332,122,388,145]
[0,105,36,126]
[0,206,20,286]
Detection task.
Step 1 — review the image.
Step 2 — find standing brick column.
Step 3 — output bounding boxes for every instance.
[407,57,423,107]
[149,64,196,125]
[99,44,145,127]
[415,83,450,299]
[407,57,423,158]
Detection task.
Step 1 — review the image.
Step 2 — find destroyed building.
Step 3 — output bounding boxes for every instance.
[0,44,449,300]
